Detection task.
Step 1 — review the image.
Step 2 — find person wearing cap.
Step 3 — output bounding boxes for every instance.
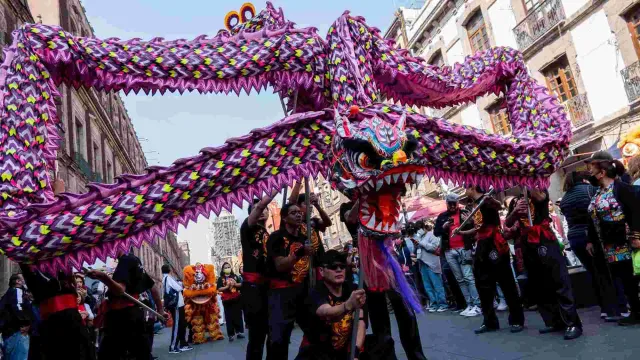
[506,188,583,340]
[585,150,640,326]
[462,187,524,334]
[434,193,481,317]
[296,250,367,360]
[416,222,448,312]
[241,191,277,360]
[266,203,316,360]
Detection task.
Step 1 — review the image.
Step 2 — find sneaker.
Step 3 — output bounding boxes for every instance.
[169,349,181,354]
[237,333,246,339]
[437,306,448,312]
[179,346,193,352]
[427,306,437,313]
[464,306,482,317]
[460,306,472,316]
[618,314,640,326]
[621,312,631,318]
[497,301,508,311]
[600,312,607,319]
[229,335,236,342]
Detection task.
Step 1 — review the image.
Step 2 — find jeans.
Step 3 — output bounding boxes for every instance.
[419,262,447,308]
[3,332,29,360]
[445,248,480,306]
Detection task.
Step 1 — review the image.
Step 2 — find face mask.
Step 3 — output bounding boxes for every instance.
[224,268,231,275]
[587,175,600,187]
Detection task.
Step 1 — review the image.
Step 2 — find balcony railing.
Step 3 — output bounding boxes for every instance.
[621,61,640,103]
[74,152,92,179]
[513,0,565,51]
[562,93,593,128]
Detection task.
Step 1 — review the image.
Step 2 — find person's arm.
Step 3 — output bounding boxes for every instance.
[248,191,277,226]
[484,196,503,210]
[421,234,438,253]
[85,270,126,296]
[232,275,242,288]
[356,308,366,358]
[288,181,301,204]
[274,253,302,272]
[217,277,230,292]
[345,201,360,224]
[85,304,95,320]
[529,189,547,203]
[150,284,163,314]
[315,289,366,322]
[433,214,447,238]
[310,194,332,230]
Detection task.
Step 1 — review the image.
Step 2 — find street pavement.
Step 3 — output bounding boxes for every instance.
[152,307,640,359]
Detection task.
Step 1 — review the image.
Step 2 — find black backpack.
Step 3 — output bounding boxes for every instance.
[163,277,179,310]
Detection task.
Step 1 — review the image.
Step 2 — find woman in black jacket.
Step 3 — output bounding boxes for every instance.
[560,171,625,321]
[586,151,640,326]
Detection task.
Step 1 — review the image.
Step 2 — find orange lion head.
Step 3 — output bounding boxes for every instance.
[183,263,217,304]
[618,125,640,164]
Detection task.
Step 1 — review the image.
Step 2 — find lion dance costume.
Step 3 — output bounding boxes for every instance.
[182,263,224,343]
[0,2,571,313]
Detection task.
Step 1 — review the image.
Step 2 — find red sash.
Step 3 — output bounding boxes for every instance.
[243,272,267,285]
[108,293,139,311]
[269,279,297,289]
[524,219,554,245]
[40,294,78,320]
[477,225,509,256]
[221,291,241,302]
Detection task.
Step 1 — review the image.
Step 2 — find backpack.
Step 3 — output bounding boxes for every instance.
[163,277,179,310]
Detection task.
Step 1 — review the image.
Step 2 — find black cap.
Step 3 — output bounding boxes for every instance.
[321,250,347,266]
[585,150,613,163]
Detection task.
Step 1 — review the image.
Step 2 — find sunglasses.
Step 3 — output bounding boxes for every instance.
[324,263,346,271]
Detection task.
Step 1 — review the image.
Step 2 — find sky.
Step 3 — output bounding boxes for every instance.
[81,0,400,263]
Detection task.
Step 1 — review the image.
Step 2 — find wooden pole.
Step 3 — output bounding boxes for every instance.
[304,176,315,289]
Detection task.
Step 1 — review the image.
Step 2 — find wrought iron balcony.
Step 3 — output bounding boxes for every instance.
[562,93,593,128]
[621,61,640,103]
[74,152,92,179]
[513,0,565,51]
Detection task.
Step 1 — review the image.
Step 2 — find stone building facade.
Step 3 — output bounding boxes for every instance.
[386,0,640,202]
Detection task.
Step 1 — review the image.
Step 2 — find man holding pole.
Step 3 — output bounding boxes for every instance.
[505,189,582,340]
[86,248,165,358]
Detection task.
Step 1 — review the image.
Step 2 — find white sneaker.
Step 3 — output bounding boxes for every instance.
[460,306,472,316]
[497,301,508,311]
[465,306,482,317]
[427,306,437,313]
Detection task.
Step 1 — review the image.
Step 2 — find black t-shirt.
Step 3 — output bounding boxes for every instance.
[110,253,154,297]
[240,219,269,275]
[339,202,359,243]
[19,264,77,303]
[266,228,310,284]
[305,282,364,358]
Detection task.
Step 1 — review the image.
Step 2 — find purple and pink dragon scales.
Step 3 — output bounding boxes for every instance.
[0,3,570,306]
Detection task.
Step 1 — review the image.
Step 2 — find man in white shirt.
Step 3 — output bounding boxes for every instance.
[417,223,448,312]
[162,265,192,354]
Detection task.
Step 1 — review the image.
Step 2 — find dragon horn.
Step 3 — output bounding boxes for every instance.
[396,111,407,131]
[334,108,352,138]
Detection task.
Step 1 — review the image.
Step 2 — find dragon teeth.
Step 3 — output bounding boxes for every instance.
[390,223,397,231]
[376,179,384,191]
[362,207,370,215]
[416,173,424,183]
[375,222,383,231]
[393,173,400,183]
[384,175,391,185]
[367,214,376,228]
[402,172,409,183]
[383,223,390,232]
[367,179,374,189]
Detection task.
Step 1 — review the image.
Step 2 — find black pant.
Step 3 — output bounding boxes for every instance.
[243,282,270,360]
[367,290,426,360]
[99,306,150,360]
[523,241,582,329]
[223,298,245,337]
[268,285,308,360]
[168,306,188,351]
[610,260,640,315]
[474,252,525,328]
[39,309,94,360]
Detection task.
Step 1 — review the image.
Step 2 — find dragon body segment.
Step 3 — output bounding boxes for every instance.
[0,2,570,303]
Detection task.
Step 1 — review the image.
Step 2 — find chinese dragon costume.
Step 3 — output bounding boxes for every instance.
[182,263,224,343]
[0,2,571,312]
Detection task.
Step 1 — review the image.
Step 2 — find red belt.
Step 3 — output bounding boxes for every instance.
[108,294,139,311]
[477,226,509,256]
[524,220,553,245]
[269,279,297,289]
[243,272,267,285]
[40,294,77,320]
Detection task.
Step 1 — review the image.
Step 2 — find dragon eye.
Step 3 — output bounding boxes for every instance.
[358,153,373,169]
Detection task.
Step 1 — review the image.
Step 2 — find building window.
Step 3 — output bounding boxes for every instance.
[626,5,640,59]
[428,51,445,67]
[75,120,85,158]
[466,11,490,53]
[106,161,113,183]
[92,142,100,173]
[543,56,577,103]
[488,104,511,135]
[523,0,542,13]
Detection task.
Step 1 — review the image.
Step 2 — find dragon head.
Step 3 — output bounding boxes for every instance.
[331,108,426,237]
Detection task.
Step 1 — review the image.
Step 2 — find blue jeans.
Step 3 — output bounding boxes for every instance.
[445,248,480,306]
[3,332,29,360]
[420,262,447,308]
